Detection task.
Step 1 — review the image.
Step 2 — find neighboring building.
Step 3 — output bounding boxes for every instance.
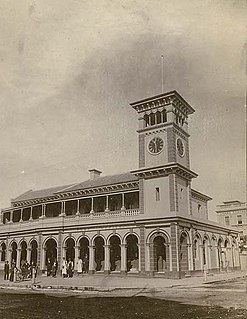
[216,200,247,249]
[0,90,240,278]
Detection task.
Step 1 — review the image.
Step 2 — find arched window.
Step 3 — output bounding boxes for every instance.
[156,111,162,125]
[1,243,6,261]
[150,113,155,126]
[162,110,167,123]
[144,114,149,127]
[126,234,139,272]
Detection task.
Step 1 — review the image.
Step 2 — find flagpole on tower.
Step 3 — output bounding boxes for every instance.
[161,55,164,93]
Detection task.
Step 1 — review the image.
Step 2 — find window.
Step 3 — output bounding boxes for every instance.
[155,188,160,201]
[197,204,201,214]
[225,216,230,226]
[237,215,242,225]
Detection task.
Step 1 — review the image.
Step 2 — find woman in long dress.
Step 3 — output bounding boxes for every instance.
[77,257,83,275]
[61,257,67,278]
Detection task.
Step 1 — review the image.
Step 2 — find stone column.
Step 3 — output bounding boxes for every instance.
[120,244,127,275]
[170,222,179,276]
[76,200,80,216]
[16,248,21,268]
[121,193,125,211]
[88,245,95,274]
[105,196,109,212]
[41,248,46,271]
[27,248,31,264]
[90,198,94,214]
[40,204,46,219]
[207,245,212,270]
[104,245,110,274]
[37,233,42,270]
[139,226,146,274]
[59,201,65,216]
[74,245,79,271]
[20,208,23,222]
[10,211,13,223]
[29,207,33,221]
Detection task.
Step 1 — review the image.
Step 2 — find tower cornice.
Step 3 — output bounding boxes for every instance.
[130,90,195,116]
[131,163,198,180]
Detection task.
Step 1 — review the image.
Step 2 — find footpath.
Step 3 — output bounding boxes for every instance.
[0,270,246,292]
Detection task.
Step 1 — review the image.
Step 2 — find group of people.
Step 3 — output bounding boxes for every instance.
[47,256,89,278]
[46,258,58,277]
[3,260,38,282]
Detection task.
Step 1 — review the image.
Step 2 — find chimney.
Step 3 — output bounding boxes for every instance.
[89,169,102,180]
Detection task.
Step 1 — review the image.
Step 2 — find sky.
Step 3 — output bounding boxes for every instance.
[0,0,246,220]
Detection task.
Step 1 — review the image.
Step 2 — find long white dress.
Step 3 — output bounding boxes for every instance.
[77,258,83,273]
[62,259,67,276]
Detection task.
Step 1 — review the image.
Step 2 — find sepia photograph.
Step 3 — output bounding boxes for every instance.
[0,0,246,318]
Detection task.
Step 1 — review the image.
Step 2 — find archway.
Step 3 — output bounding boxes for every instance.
[30,240,38,265]
[153,236,168,272]
[45,238,57,265]
[126,234,139,272]
[109,236,121,271]
[94,236,105,271]
[65,238,75,262]
[20,241,27,267]
[1,242,6,262]
[11,242,17,264]
[179,233,189,273]
[79,237,89,273]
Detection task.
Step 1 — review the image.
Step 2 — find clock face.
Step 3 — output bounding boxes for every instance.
[176,138,185,157]
[148,137,164,155]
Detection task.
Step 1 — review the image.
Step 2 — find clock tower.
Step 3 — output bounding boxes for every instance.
[131,91,198,217]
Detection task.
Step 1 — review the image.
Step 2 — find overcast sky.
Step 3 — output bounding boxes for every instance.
[0,0,246,219]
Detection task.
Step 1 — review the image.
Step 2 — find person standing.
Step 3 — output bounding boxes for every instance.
[52,260,58,277]
[67,258,74,278]
[47,258,52,276]
[61,257,67,278]
[77,257,83,275]
[4,261,9,280]
[9,262,15,282]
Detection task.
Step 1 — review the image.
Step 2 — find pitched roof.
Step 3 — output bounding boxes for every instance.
[12,185,72,202]
[57,172,138,193]
[12,172,138,202]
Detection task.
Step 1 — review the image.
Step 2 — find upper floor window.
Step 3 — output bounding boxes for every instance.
[225,216,230,226]
[237,215,242,225]
[197,204,201,214]
[155,187,160,201]
[1,243,6,261]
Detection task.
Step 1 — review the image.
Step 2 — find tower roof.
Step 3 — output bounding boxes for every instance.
[130,90,195,116]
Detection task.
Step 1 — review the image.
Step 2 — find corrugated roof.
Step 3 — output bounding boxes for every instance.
[57,173,138,193]
[12,172,138,202]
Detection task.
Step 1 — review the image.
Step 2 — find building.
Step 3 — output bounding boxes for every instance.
[216,200,247,249]
[0,90,241,278]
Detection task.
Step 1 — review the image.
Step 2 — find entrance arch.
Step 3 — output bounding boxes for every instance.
[79,237,89,273]
[126,234,139,272]
[20,241,27,267]
[30,240,38,265]
[94,236,105,271]
[65,238,75,262]
[109,235,121,271]
[11,242,17,264]
[45,238,57,265]
[153,235,168,272]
